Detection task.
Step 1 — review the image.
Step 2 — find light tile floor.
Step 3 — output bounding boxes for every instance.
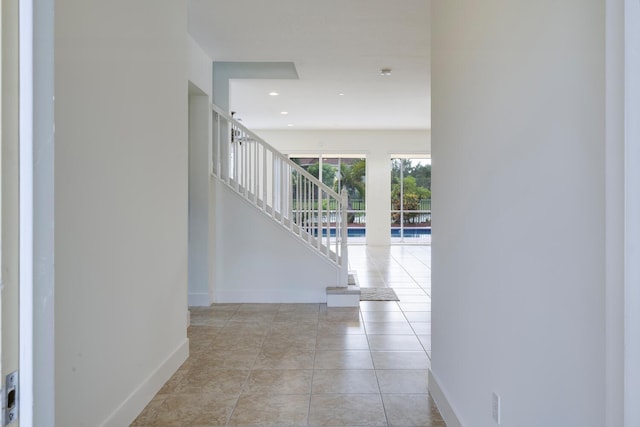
[132,244,444,426]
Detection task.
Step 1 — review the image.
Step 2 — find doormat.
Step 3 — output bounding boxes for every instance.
[359,288,400,301]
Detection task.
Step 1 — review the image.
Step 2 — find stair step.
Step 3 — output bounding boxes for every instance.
[326,285,361,307]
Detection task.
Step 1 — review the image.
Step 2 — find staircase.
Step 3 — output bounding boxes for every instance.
[210,104,358,305]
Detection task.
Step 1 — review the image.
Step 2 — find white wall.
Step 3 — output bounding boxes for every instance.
[188,34,212,97]
[187,36,215,306]
[257,130,430,245]
[214,180,340,302]
[622,1,640,424]
[54,1,188,425]
[430,1,605,426]
[604,0,624,425]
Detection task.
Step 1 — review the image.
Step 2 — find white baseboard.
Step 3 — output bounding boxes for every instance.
[99,338,189,427]
[429,369,463,427]
[214,289,327,303]
[188,292,211,307]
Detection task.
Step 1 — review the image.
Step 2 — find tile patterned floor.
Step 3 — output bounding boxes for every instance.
[132,245,444,426]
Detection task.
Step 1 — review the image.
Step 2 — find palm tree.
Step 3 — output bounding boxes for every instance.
[336,159,366,223]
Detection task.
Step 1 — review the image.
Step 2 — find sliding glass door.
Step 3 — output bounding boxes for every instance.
[290,155,366,240]
[390,157,431,243]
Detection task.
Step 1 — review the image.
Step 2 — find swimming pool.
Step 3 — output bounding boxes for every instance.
[316,227,431,238]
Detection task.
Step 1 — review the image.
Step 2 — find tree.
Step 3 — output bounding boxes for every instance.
[391,176,431,224]
[411,163,431,191]
[335,159,366,224]
[336,160,365,199]
[307,163,336,188]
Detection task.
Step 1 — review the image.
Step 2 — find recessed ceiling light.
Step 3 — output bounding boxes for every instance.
[280,111,288,115]
[287,124,294,127]
[269,92,279,96]
[338,93,345,96]
[380,68,392,76]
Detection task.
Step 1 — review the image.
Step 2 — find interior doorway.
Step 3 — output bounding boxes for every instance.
[187,82,212,306]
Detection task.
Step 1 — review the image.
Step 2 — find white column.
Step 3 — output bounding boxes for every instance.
[365,151,390,245]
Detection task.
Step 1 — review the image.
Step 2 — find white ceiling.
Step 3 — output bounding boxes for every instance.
[188,0,430,130]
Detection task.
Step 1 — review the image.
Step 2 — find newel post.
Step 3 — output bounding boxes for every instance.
[340,188,349,286]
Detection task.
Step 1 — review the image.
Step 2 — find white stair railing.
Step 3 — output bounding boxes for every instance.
[211,103,348,286]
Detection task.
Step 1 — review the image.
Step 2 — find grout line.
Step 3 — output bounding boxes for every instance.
[223,303,270,426]
[140,245,437,427]
[307,306,322,426]
[364,304,391,427]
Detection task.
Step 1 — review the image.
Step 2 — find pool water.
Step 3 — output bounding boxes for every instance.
[317,227,431,238]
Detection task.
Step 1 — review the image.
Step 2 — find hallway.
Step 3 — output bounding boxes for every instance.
[132,245,444,426]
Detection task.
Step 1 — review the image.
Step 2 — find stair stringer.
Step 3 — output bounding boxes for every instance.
[213,177,340,303]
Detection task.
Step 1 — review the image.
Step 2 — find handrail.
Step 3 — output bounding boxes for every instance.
[210,103,348,286]
[210,104,341,200]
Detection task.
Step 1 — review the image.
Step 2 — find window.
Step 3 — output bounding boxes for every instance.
[290,155,366,239]
[390,157,431,243]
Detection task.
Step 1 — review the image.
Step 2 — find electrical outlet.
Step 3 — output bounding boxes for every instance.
[492,392,501,424]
